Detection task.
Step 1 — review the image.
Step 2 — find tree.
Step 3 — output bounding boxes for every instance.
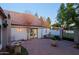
[65,3,76,29]
[52,22,61,28]
[57,3,79,46]
[47,17,51,29]
[73,4,79,28]
[57,3,76,29]
[47,17,51,25]
[35,13,38,18]
[57,3,66,27]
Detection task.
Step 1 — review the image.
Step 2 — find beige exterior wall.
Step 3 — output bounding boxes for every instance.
[38,28,42,38]
[0,18,9,49]
[41,27,50,38]
[11,27,27,41]
[2,18,11,49]
[11,26,49,41]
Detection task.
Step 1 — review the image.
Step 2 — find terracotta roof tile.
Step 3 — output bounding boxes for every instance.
[5,10,50,28]
[6,10,40,26]
[39,17,50,28]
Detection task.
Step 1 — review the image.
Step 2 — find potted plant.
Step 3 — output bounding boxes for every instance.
[51,36,58,47]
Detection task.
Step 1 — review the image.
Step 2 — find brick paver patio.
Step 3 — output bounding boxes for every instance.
[22,39,79,55]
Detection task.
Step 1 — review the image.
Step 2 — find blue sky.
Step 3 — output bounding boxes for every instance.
[0,3,60,24]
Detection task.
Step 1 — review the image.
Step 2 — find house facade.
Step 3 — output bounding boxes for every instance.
[0,7,11,50]
[0,7,50,49]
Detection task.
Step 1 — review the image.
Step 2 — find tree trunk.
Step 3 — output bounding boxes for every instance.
[74,28,79,44]
[60,28,63,40]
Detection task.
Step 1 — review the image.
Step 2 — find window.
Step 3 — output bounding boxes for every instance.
[16,28,23,32]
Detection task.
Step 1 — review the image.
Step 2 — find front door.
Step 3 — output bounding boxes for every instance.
[30,28,38,39]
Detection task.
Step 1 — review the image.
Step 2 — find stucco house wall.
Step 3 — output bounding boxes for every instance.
[11,26,45,41]
[38,28,42,38]
[11,27,27,41]
[41,28,50,38]
[0,8,11,49]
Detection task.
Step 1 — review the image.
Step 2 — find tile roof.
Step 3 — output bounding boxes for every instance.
[39,17,50,28]
[5,10,50,28]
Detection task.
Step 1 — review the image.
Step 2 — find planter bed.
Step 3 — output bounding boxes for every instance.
[6,45,29,55]
[63,37,74,42]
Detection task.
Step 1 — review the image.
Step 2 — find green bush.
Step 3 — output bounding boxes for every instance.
[74,43,79,49]
[51,35,59,40]
[14,46,29,55]
[6,45,29,55]
[21,46,28,55]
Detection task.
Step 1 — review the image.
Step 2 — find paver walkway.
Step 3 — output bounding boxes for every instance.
[22,39,79,55]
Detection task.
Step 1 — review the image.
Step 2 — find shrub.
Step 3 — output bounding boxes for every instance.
[21,46,28,55]
[62,37,74,41]
[6,45,15,55]
[51,36,59,40]
[54,36,60,40]
[74,43,79,49]
[6,45,29,55]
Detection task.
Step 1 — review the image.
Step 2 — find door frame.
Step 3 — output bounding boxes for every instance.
[30,28,38,39]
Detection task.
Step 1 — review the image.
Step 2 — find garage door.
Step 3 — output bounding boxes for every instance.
[11,28,27,41]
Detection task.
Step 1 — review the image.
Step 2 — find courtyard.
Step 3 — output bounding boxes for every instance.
[22,39,79,55]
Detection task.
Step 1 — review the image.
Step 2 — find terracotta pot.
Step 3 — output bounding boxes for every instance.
[51,40,58,47]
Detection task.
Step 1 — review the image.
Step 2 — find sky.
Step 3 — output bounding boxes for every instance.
[0,3,60,24]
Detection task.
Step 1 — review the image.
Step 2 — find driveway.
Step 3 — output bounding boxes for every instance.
[22,39,79,55]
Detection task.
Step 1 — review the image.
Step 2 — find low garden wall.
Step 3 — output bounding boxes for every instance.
[50,29,74,41]
[50,29,60,36]
[63,30,74,41]
[63,30,74,39]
